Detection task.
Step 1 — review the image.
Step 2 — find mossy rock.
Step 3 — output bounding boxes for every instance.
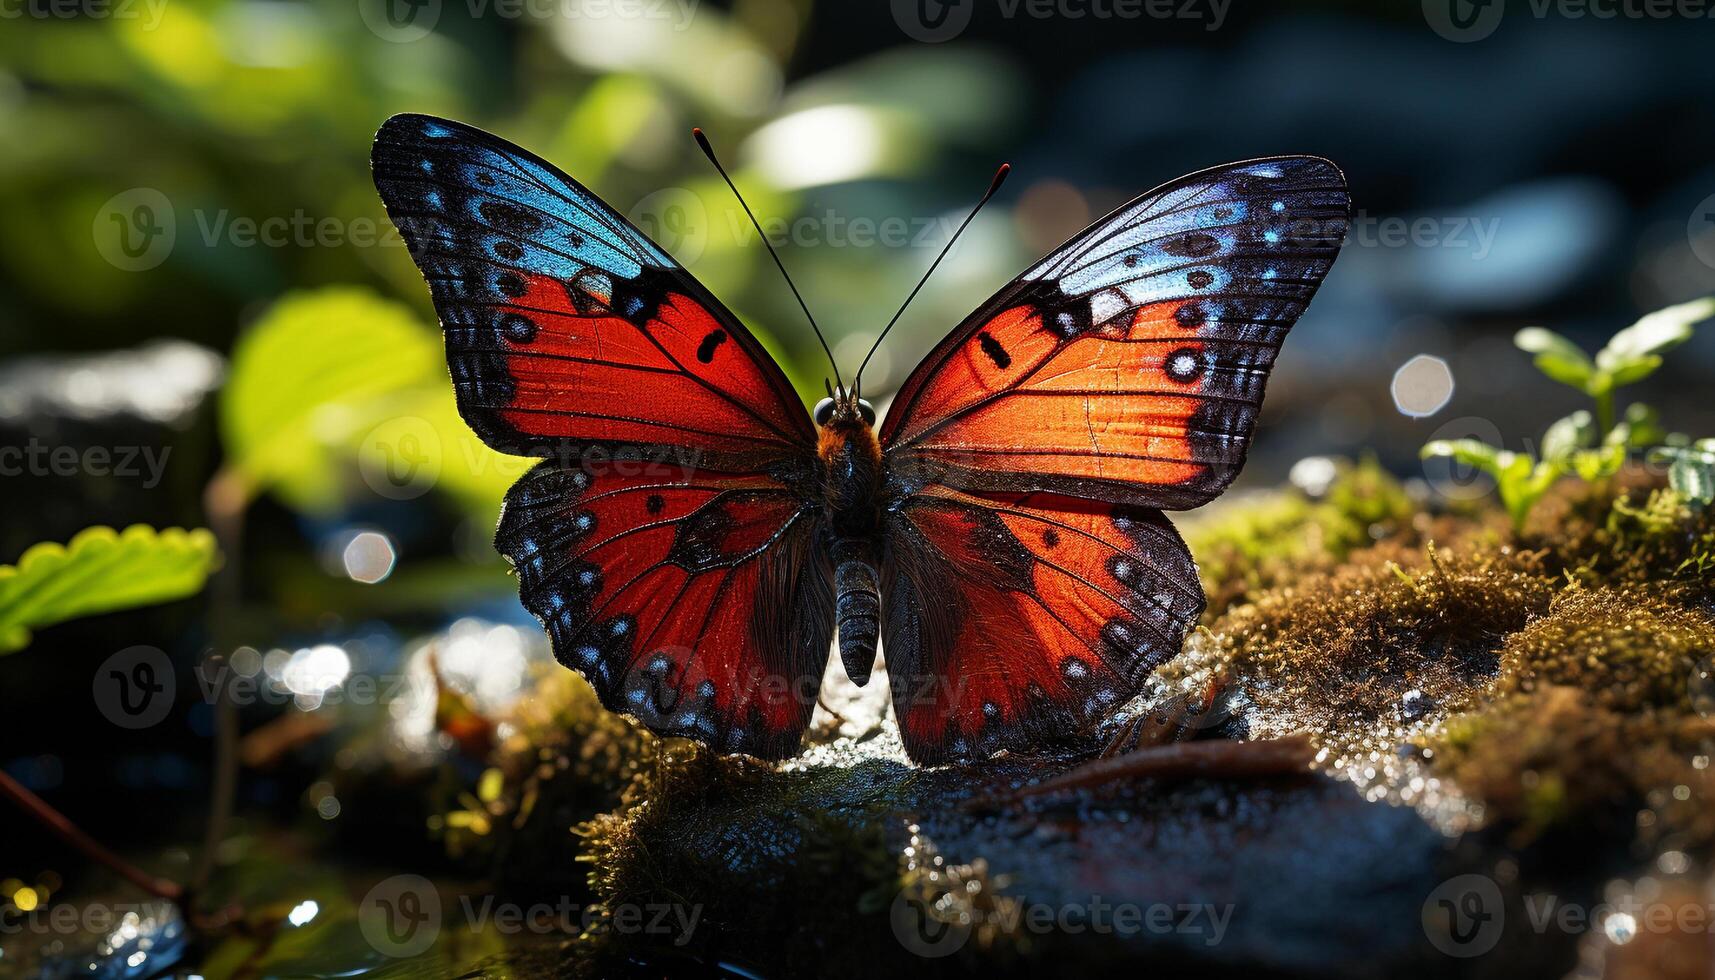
[424,461,1715,977]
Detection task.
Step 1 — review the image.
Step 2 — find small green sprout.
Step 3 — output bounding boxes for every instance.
[1419,439,1563,531]
[1514,297,1714,433]
[1422,298,1712,530]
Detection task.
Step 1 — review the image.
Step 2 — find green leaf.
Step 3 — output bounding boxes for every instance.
[1668,455,1715,506]
[220,288,443,512]
[1540,410,1594,464]
[1599,354,1663,388]
[0,526,220,653]
[1598,297,1714,368]
[1420,438,1505,476]
[1496,458,1561,531]
[1514,327,1594,390]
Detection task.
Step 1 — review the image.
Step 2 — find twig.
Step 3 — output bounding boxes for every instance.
[194,468,250,897]
[964,735,1316,811]
[0,769,183,901]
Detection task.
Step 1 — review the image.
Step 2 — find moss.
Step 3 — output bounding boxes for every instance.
[1418,554,1714,845]
[1528,471,1715,599]
[437,668,656,891]
[573,741,907,976]
[893,825,1030,957]
[1491,586,1713,713]
[1430,686,1714,846]
[1183,458,1715,849]
[1210,540,1556,740]
[1184,456,1423,616]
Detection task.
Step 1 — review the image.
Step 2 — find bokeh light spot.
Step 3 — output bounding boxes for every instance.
[342,531,397,584]
[1391,354,1455,418]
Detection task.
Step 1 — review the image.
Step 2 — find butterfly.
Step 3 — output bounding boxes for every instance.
[371,113,1350,765]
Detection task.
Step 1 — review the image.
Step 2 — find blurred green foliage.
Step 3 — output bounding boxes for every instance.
[218,287,519,515]
[1,0,1030,552]
[0,1,1028,404]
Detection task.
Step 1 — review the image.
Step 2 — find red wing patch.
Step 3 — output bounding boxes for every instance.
[490,274,812,465]
[881,155,1349,510]
[497,461,833,759]
[881,486,1203,764]
[884,299,1212,494]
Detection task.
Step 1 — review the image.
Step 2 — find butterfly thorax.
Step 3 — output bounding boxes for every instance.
[817,415,884,686]
[817,417,883,529]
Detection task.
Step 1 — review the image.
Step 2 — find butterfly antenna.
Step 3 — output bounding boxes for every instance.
[693,128,845,395]
[854,162,1011,391]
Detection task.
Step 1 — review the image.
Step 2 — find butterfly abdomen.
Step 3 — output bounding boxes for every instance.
[832,541,880,686]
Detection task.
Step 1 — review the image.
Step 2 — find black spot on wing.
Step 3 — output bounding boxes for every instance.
[696,329,728,364]
[1163,232,1221,258]
[977,330,1012,369]
[479,199,542,233]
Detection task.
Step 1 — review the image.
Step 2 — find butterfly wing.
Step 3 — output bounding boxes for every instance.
[371,113,815,469]
[880,156,1349,508]
[878,157,1348,762]
[883,487,1203,764]
[372,114,830,759]
[496,461,832,758]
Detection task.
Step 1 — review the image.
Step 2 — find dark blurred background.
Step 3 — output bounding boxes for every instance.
[5,1,1715,508]
[3,0,1715,964]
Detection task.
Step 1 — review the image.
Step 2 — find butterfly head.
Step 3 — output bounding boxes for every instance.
[812,385,875,430]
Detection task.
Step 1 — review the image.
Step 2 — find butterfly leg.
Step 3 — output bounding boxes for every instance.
[1097,672,1223,757]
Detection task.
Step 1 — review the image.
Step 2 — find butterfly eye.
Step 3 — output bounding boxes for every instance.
[857,398,876,425]
[813,397,836,426]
